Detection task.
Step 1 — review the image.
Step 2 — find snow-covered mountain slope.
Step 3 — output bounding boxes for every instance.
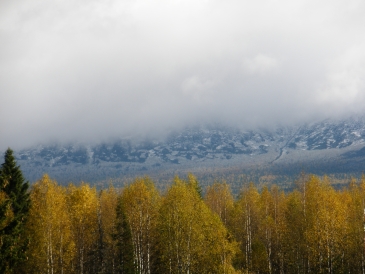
[10,116,365,184]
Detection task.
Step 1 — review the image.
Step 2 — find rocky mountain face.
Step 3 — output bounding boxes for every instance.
[11,116,365,184]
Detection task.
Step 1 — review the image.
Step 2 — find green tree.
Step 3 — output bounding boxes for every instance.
[268,185,286,274]
[98,186,119,274]
[0,191,12,238]
[115,196,135,274]
[0,148,31,273]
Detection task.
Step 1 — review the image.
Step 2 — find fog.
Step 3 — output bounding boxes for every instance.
[1,0,365,150]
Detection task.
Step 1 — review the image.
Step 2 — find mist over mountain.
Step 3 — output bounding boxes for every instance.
[2,2,365,271]
[1,0,365,190]
[2,0,365,152]
[8,116,365,188]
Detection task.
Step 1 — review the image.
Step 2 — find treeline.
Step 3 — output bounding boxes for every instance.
[2,149,365,273]
[7,175,365,273]
[21,174,237,273]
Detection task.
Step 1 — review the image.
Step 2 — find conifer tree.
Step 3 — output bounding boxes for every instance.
[99,186,119,274]
[0,148,31,273]
[115,196,135,274]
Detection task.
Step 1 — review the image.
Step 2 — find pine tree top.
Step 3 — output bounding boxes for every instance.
[0,148,29,216]
[0,148,31,273]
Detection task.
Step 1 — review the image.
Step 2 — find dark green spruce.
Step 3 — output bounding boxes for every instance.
[114,197,135,274]
[0,148,31,274]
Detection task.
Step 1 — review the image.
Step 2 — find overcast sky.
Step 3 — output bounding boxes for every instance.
[1,0,365,150]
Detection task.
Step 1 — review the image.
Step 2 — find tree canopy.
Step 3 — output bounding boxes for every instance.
[0,148,31,273]
[2,154,365,273]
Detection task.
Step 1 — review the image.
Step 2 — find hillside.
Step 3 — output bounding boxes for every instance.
[11,116,365,188]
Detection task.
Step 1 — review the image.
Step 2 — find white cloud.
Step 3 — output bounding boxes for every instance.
[317,45,365,111]
[1,0,365,150]
[181,76,216,104]
[242,54,279,75]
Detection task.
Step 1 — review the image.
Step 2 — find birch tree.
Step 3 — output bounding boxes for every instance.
[67,183,99,274]
[230,183,260,272]
[25,174,74,274]
[159,176,237,273]
[205,181,234,226]
[343,178,365,273]
[121,177,160,274]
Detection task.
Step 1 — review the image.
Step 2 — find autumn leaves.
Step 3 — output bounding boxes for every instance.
[3,146,365,273]
[158,176,237,273]
[14,173,365,273]
[22,175,237,273]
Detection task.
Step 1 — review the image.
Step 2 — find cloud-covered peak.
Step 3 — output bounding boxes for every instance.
[1,0,365,150]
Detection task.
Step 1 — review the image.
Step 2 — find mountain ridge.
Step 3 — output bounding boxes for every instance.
[8,116,365,186]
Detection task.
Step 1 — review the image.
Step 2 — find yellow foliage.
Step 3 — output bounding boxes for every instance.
[25,174,75,273]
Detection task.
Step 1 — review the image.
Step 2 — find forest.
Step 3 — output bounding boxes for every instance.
[2,149,365,273]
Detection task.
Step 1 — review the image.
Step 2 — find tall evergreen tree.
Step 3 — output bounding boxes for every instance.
[0,148,31,273]
[115,197,135,274]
